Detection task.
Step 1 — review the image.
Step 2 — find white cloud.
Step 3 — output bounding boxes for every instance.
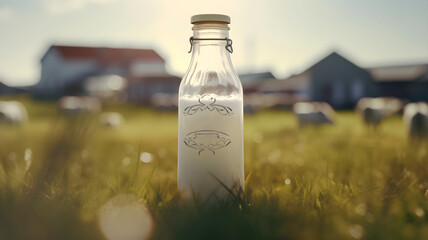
[0,7,15,22]
[42,0,117,15]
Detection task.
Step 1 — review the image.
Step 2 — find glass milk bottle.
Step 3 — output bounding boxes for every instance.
[178,14,244,201]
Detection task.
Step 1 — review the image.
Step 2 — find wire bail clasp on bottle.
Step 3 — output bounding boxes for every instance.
[188,37,233,54]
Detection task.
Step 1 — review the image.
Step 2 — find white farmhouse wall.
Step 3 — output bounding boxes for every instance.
[39,49,98,93]
[39,49,62,91]
[56,59,98,87]
[98,65,128,76]
[130,61,166,76]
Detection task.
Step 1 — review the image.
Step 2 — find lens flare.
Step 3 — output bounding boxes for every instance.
[98,194,154,240]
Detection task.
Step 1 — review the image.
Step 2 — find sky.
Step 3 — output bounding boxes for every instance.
[0,0,428,86]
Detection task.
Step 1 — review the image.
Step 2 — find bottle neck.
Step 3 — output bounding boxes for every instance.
[189,23,232,69]
[180,22,241,98]
[192,22,230,39]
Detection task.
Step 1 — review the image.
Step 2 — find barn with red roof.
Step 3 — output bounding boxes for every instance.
[34,45,180,103]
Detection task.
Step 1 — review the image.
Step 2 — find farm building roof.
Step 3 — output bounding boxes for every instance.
[239,72,276,87]
[42,45,165,64]
[259,71,310,92]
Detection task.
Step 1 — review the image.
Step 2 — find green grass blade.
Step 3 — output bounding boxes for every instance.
[138,165,157,197]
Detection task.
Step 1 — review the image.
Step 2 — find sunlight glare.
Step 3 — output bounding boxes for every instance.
[99,194,154,240]
[140,152,153,163]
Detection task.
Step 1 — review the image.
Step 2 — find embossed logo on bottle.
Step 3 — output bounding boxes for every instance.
[183,130,231,155]
[183,94,233,116]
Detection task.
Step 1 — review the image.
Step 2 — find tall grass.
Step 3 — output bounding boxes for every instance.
[1,97,428,239]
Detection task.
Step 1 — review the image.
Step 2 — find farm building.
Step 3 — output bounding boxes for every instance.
[239,72,276,94]
[368,64,428,102]
[33,45,180,102]
[0,81,26,96]
[127,74,181,104]
[259,52,428,109]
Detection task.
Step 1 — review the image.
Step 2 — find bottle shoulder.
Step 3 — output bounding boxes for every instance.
[179,68,242,97]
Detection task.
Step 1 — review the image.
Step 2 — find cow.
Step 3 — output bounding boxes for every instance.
[293,102,335,128]
[403,102,428,139]
[0,101,28,125]
[59,96,101,114]
[356,97,403,127]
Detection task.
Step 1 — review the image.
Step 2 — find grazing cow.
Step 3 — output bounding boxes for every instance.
[0,101,28,125]
[99,112,124,128]
[293,102,334,127]
[403,102,428,139]
[59,96,101,114]
[356,97,403,127]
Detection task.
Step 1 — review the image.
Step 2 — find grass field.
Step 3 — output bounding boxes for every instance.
[1,96,428,240]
